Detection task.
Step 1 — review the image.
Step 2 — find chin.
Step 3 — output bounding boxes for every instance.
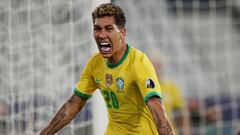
[101,53,112,58]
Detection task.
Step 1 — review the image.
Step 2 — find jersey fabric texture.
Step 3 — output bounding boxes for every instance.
[74,44,162,135]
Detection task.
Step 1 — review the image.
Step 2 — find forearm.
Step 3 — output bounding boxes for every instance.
[147,97,175,135]
[153,109,174,135]
[40,95,86,135]
[40,104,73,135]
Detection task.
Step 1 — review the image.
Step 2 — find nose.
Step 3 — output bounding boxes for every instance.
[98,29,107,38]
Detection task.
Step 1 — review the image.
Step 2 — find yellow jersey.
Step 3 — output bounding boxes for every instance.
[74,45,162,135]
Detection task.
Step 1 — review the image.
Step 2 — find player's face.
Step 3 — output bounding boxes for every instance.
[93,16,126,60]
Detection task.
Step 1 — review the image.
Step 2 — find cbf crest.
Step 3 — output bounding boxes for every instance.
[105,74,113,87]
[116,77,124,90]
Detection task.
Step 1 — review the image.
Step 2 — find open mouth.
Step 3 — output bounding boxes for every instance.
[99,42,111,53]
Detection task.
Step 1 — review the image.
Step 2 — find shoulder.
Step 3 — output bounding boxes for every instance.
[128,46,155,76]
[90,52,102,61]
[129,46,150,65]
[84,52,104,71]
[88,52,103,64]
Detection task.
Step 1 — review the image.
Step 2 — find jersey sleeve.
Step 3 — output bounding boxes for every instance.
[134,55,162,103]
[74,58,97,100]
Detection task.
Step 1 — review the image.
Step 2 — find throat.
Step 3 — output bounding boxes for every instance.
[107,54,122,65]
[107,45,128,66]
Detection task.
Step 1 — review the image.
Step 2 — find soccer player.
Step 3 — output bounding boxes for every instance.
[39,3,175,135]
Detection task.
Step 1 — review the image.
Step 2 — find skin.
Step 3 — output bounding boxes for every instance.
[39,95,86,135]
[152,59,190,135]
[93,16,127,64]
[147,97,175,135]
[40,15,175,135]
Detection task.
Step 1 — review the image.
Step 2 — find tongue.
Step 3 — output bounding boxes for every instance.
[101,46,111,52]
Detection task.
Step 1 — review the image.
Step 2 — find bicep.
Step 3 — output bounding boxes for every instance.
[147,97,168,127]
[134,58,161,102]
[147,97,166,118]
[147,97,175,135]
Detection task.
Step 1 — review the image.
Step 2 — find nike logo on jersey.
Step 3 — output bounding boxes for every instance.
[95,79,101,84]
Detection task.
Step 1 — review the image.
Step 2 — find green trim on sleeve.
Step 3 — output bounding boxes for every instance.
[74,88,92,100]
[144,91,162,104]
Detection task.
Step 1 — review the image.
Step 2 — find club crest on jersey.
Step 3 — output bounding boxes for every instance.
[105,74,113,87]
[116,77,124,90]
[146,78,155,88]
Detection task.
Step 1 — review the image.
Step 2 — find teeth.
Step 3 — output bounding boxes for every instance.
[101,47,111,51]
[100,42,109,45]
[99,42,111,52]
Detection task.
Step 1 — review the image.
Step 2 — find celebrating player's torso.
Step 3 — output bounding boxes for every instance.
[75,44,162,135]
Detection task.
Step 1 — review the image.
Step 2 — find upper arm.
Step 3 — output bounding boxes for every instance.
[146,97,167,130]
[147,97,175,135]
[75,57,98,97]
[134,55,162,103]
[146,97,165,117]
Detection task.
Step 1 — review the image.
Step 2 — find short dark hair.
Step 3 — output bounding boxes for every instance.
[92,3,126,28]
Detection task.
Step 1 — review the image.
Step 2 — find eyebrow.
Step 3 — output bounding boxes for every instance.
[94,24,115,28]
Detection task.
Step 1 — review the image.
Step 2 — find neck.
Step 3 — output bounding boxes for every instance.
[108,43,127,65]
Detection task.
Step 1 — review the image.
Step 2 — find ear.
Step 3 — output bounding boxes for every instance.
[120,28,127,39]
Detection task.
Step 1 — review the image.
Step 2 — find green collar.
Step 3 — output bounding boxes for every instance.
[107,44,130,69]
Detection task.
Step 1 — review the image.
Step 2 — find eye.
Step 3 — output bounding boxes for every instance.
[105,27,114,32]
[94,26,101,32]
